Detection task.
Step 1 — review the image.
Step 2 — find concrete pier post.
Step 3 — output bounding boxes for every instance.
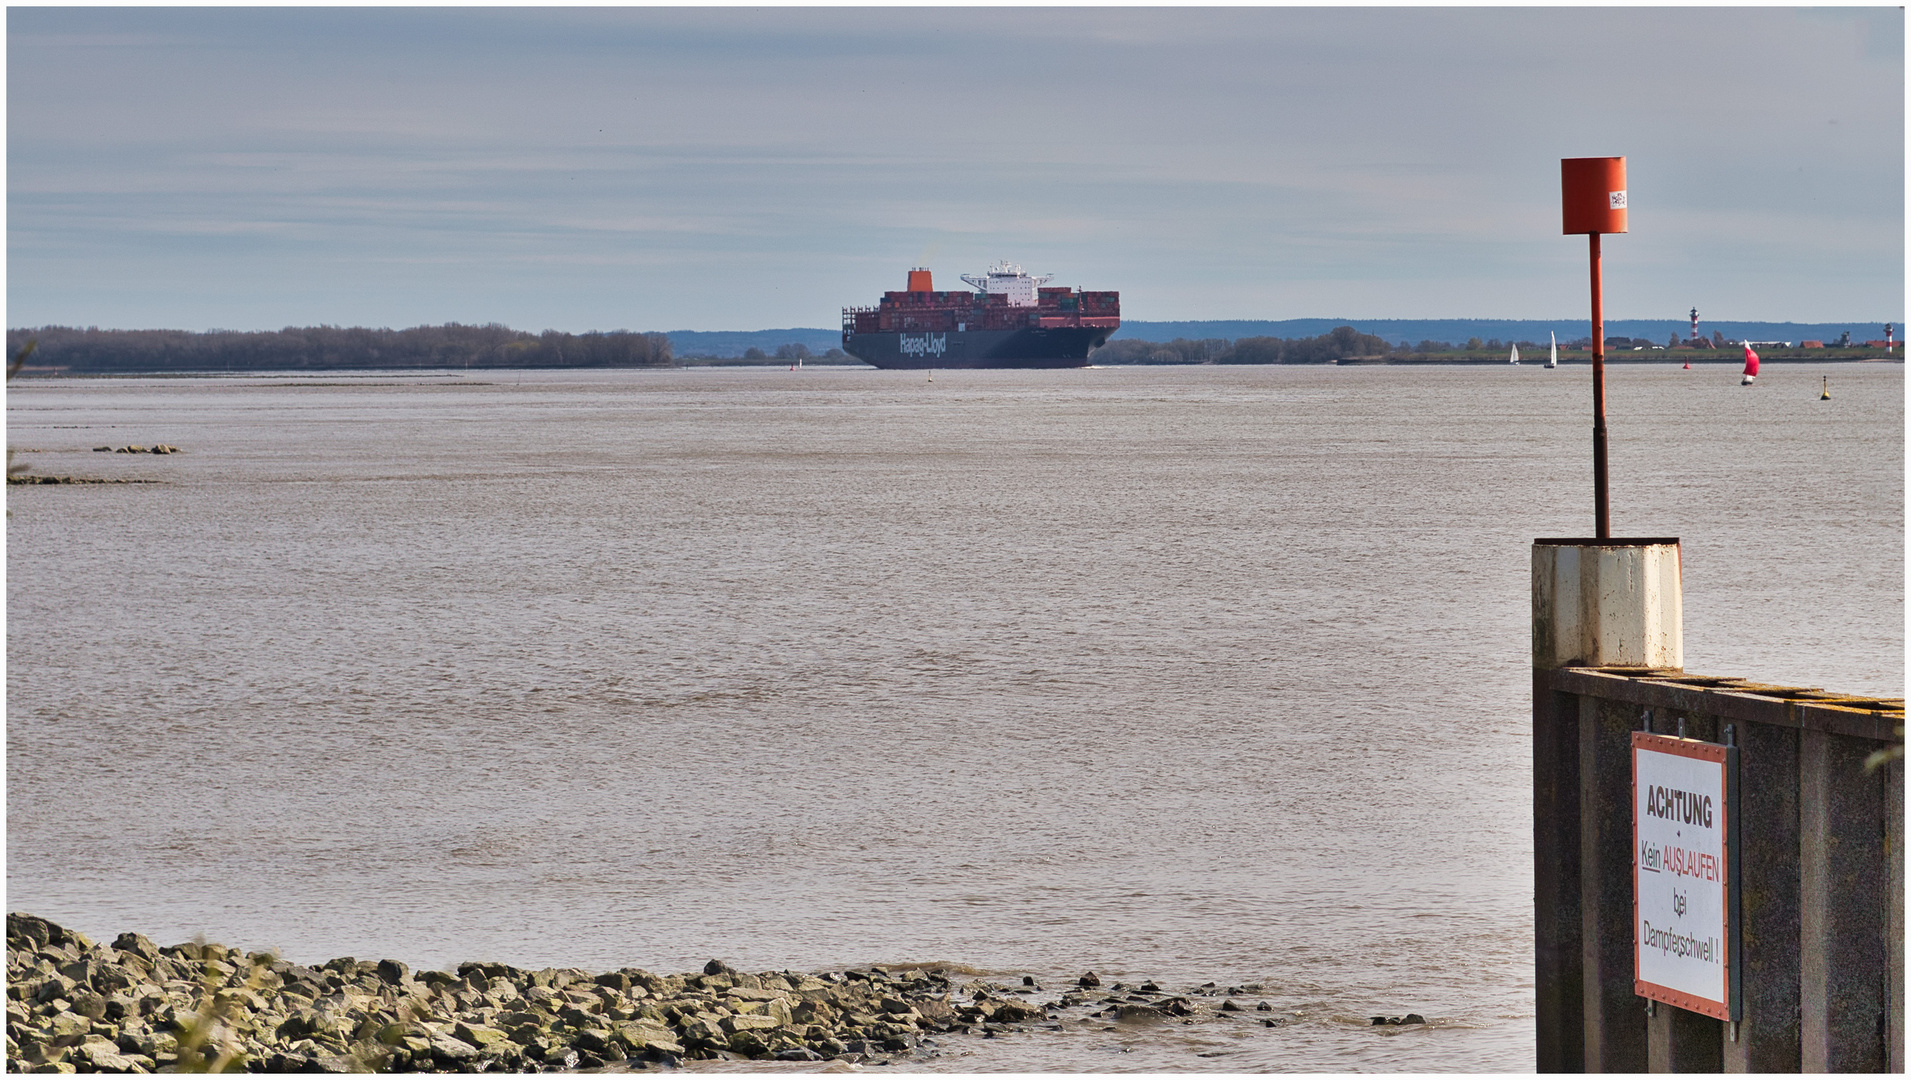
[1648,1000,1723,1072]
[1532,680,1584,1073]
[1532,538,1683,670]
[1580,693,1648,1071]
[1533,538,1682,1072]
[1721,721,1801,1073]
[1889,754,1905,1073]
[1533,536,1903,1072]
[1799,727,1890,1072]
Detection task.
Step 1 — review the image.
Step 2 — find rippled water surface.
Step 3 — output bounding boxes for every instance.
[7,363,1902,1071]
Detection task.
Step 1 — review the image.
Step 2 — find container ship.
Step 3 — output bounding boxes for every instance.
[841,262,1120,369]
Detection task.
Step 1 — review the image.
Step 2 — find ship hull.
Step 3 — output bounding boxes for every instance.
[843,326,1115,370]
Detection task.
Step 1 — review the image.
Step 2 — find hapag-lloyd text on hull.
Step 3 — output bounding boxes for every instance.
[899,333,947,359]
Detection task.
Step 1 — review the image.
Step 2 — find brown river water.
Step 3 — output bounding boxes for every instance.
[6,362,1901,1071]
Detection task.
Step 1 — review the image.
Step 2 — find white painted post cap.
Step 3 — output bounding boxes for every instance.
[1531,538,1683,670]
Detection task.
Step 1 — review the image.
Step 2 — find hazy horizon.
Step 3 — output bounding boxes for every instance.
[9,317,1897,339]
[9,8,1903,332]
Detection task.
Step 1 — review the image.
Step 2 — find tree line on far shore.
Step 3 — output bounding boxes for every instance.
[8,324,675,373]
[732,343,850,362]
[1087,325,1879,365]
[1091,326,1397,364]
[12,322,1884,373]
[1089,326,1695,365]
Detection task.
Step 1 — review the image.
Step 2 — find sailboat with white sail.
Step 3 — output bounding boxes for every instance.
[1546,332,1558,369]
[1509,343,1520,365]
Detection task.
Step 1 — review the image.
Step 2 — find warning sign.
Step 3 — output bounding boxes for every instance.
[1632,732,1737,1020]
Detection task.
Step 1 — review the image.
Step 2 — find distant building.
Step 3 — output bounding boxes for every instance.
[1801,340,1824,348]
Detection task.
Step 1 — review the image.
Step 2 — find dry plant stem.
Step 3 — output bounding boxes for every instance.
[173,946,275,1073]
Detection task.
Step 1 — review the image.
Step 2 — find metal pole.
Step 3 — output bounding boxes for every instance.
[1590,233,1610,538]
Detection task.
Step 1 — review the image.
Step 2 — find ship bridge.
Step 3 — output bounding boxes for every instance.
[960,261,1052,308]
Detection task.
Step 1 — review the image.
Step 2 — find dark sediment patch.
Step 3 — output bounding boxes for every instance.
[7,476,160,485]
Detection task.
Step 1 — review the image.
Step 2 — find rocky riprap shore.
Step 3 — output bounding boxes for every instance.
[6,914,1363,1073]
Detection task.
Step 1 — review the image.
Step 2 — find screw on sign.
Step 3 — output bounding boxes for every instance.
[1561,156,1627,538]
[1631,730,1740,1021]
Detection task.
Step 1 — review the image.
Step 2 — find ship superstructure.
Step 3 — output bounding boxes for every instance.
[961,261,1052,306]
[841,262,1119,369]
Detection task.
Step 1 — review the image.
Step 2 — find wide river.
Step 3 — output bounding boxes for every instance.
[6,362,1902,1071]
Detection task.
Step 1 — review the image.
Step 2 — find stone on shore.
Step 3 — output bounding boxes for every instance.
[6,912,1323,1072]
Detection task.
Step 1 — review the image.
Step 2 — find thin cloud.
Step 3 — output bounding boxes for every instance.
[7,7,1901,331]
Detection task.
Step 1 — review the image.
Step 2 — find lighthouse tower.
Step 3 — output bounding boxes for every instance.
[1689,307,1700,345]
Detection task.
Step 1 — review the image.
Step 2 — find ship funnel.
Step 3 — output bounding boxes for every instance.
[907,268,933,293]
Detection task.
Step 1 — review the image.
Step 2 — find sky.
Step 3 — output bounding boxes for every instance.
[6,6,1904,333]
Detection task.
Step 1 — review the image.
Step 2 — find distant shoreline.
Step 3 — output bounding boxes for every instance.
[12,355,1899,378]
[13,320,1900,370]
[9,320,1898,376]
